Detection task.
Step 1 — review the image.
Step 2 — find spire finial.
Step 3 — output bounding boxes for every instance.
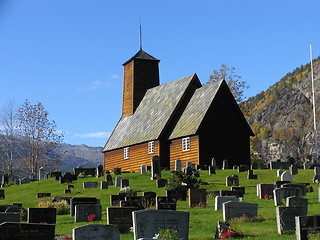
[139,18,143,50]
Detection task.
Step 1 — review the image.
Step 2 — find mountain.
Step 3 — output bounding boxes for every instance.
[244,56,320,166]
[57,143,103,172]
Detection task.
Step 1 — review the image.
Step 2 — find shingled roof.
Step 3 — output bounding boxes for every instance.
[103,74,200,152]
[169,80,222,140]
[122,49,160,65]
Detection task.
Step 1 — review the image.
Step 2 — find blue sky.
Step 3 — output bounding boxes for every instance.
[0,0,319,147]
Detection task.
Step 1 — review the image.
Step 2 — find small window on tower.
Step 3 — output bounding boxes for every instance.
[148,141,154,154]
[182,137,190,151]
[124,147,129,159]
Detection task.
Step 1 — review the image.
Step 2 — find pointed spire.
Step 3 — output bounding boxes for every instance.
[139,19,143,50]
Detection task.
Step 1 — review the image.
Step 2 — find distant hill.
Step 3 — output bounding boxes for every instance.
[57,143,103,172]
[244,56,320,166]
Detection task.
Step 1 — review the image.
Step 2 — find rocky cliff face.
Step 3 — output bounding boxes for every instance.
[245,56,320,166]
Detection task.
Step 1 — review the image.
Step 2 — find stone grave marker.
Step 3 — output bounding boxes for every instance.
[0,190,4,199]
[37,193,51,198]
[0,212,20,223]
[73,224,120,240]
[38,167,46,180]
[280,172,292,182]
[269,161,290,169]
[211,158,216,167]
[186,162,192,168]
[223,201,258,221]
[295,215,320,240]
[257,183,275,199]
[140,165,147,174]
[115,177,122,187]
[101,181,108,189]
[276,206,306,234]
[120,200,144,209]
[65,189,72,194]
[314,166,320,175]
[215,196,238,211]
[151,156,161,180]
[75,204,102,223]
[107,207,137,233]
[156,197,177,210]
[209,165,216,175]
[110,195,126,206]
[289,165,298,175]
[226,175,239,187]
[68,184,74,189]
[48,171,61,179]
[247,170,258,179]
[166,188,187,201]
[96,164,103,177]
[282,183,307,196]
[0,222,55,240]
[277,169,284,177]
[121,179,130,188]
[83,182,98,188]
[274,180,291,188]
[74,167,96,176]
[28,208,56,224]
[175,160,182,171]
[237,164,249,173]
[188,188,206,208]
[286,196,308,215]
[70,197,100,216]
[231,186,245,195]
[157,178,167,188]
[222,159,228,169]
[106,174,113,185]
[132,209,189,240]
[303,162,310,169]
[220,190,243,198]
[142,192,156,207]
[273,187,303,206]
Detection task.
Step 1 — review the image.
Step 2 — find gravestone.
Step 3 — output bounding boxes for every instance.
[96,164,103,177]
[286,196,308,214]
[151,156,161,180]
[0,212,20,223]
[223,201,258,221]
[106,174,113,185]
[222,159,228,170]
[188,188,206,208]
[273,187,303,206]
[48,171,61,179]
[280,172,292,182]
[70,197,100,216]
[37,193,51,198]
[19,178,31,185]
[314,166,320,175]
[115,177,122,187]
[276,206,306,234]
[175,160,182,171]
[247,170,258,179]
[251,162,258,169]
[140,165,147,174]
[274,180,291,188]
[68,185,74,189]
[220,190,243,198]
[257,183,275,199]
[211,158,216,167]
[185,166,193,175]
[186,162,192,168]
[107,207,137,233]
[0,222,55,240]
[60,176,72,184]
[132,209,189,240]
[226,175,239,187]
[156,197,177,210]
[110,195,126,206]
[166,188,187,201]
[303,162,310,169]
[120,200,144,209]
[289,165,298,175]
[1,175,9,186]
[28,208,56,224]
[74,167,96,176]
[101,181,108,189]
[238,164,249,173]
[215,196,239,211]
[73,224,120,240]
[75,204,102,223]
[83,182,98,188]
[295,215,320,240]
[282,183,307,196]
[269,161,290,169]
[0,190,4,199]
[143,192,156,207]
[38,167,46,180]
[121,179,129,188]
[156,178,167,188]
[231,186,245,195]
[209,165,216,175]
[277,169,284,177]
[65,189,71,194]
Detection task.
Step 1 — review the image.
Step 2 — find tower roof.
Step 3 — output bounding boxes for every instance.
[123,49,160,65]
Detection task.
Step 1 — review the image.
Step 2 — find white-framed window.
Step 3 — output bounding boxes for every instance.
[124,147,129,159]
[182,137,190,151]
[148,141,155,154]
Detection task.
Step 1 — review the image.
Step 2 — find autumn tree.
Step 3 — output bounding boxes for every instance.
[0,100,17,177]
[15,100,64,178]
[206,64,249,103]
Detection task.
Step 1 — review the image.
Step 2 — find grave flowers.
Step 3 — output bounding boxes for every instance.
[215,221,244,239]
[154,226,179,240]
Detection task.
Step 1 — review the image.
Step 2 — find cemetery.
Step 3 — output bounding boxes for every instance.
[0,166,319,239]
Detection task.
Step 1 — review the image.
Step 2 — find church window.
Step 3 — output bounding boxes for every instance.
[124,147,129,159]
[182,137,190,151]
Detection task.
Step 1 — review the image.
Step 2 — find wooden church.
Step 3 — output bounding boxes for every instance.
[103,49,254,172]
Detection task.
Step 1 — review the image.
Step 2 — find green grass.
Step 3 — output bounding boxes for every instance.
[0,169,318,239]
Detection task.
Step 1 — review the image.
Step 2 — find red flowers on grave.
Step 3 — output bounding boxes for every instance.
[220,226,244,239]
[87,214,96,222]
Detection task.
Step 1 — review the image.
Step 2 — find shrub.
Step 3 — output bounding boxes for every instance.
[167,171,202,190]
[38,200,70,215]
[113,168,121,175]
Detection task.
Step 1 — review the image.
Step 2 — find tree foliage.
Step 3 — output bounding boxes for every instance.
[206,64,249,103]
[15,100,64,177]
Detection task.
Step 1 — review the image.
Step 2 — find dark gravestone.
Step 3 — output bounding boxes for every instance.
[295,215,320,240]
[231,187,245,195]
[0,222,55,240]
[273,187,303,206]
[121,179,129,188]
[83,182,98,188]
[28,208,56,224]
[142,192,156,207]
[65,189,71,194]
[106,174,113,185]
[156,179,167,188]
[274,180,291,188]
[156,197,177,210]
[107,207,137,233]
[0,212,20,223]
[282,183,307,196]
[286,196,308,215]
[220,190,243,198]
[101,181,109,189]
[209,166,216,175]
[110,195,126,206]
[276,206,306,234]
[226,175,239,187]
[68,185,74,189]
[269,161,290,169]
[37,193,51,199]
[96,164,104,177]
[166,187,187,201]
[0,190,4,199]
[289,165,298,175]
[238,164,249,173]
[59,176,73,184]
[120,201,144,209]
[247,170,258,179]
[151,156,161,180]
[48,171,61,179]
[75,204,102,223]
[74,167,96,176]
[257,183,275,199]
[188,188,206,208]
[70,197,99,216]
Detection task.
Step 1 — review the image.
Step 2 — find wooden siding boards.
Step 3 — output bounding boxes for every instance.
[104,140,160,173]
[170,136,199,170]
[122,61,134,116]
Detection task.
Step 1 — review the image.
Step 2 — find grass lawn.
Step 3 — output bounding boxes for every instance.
[0,169,318,239]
